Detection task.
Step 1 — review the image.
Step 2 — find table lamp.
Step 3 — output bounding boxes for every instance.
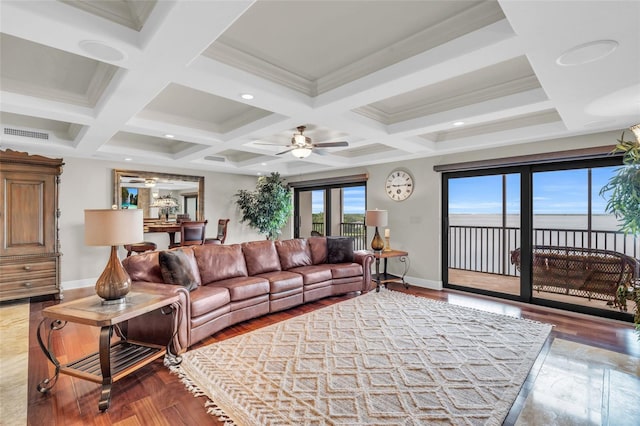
[150,196,178,221]
[365,209,387,252]
[85,209,143,303]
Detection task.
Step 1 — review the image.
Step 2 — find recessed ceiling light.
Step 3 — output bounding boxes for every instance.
[453,121,465,126]
[261,162,267,166]
[556,40,618,66]
[124,157,132,161]
[164,134,175,138]
[257,172,262,176]
[240,93,254,100]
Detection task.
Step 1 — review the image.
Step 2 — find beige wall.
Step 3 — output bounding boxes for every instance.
[288,130,620,290]
[59,130,619,291]
[59,157,262,289]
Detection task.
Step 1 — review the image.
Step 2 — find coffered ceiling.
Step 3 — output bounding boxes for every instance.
[1,1,638,176]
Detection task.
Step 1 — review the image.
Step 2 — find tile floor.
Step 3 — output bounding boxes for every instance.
[516,338,640,425]
[0,300,29,426]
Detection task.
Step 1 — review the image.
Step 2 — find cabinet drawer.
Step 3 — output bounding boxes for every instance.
[0,259,57,283]
[0,276,56,293]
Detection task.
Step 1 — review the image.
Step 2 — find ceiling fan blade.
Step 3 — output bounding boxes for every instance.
[276,148,294,155]
[254,141,288,146]
[313,141,349,148]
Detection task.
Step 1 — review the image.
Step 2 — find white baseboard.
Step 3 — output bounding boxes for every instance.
[61,278,96,291]
[404,276,443,290]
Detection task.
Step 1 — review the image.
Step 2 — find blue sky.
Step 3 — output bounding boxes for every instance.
[448,166,617,215]
[312,186,366,214]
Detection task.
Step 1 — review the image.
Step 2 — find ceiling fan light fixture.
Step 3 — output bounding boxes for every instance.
[291,147,312,158]
[293,134,306,146]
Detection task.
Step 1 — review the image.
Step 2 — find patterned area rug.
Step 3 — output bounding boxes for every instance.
[172,289,552,425]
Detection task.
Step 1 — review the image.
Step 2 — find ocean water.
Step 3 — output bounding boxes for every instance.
[449,214,623,231]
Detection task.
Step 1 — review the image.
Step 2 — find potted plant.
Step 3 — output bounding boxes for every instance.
[235,172,293,240]
[599,124,640,337]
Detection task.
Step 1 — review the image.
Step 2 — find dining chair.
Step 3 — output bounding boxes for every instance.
[169,220,208,248]
[205,219,230,245]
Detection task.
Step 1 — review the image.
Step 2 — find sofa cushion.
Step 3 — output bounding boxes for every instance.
[256,270,303,294]
[288,264,333,285]
[159,249,199,291]
[275,239,312,270]
[330,263,363,279]
[213,276,270,302]
[242,240,281,275]
[190,285,231,318]
[308,236,327,265]
[193,244,248,284]
[122,251,164,283]
[327,237,354,264]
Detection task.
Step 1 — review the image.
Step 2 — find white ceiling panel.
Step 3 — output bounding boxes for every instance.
[0,0,638,176]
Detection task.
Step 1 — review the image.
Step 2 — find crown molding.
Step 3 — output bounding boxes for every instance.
[356,75,540,125]
[316,2,505,95]
[204,42,313,96]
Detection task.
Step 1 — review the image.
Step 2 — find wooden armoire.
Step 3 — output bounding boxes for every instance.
[0,149,64,301]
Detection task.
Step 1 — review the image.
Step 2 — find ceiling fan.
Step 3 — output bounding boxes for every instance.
[256,126,349,158]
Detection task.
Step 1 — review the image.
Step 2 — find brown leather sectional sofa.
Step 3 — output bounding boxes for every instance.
[122,237,374,354]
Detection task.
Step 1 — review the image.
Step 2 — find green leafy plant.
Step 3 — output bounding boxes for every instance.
[599,127,640,338]
[599,130,640,235]
[235,172,293,240]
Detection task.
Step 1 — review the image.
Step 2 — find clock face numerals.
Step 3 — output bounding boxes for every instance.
[385,170,414,201]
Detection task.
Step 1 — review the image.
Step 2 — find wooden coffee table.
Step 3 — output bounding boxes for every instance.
[37,291,180,411]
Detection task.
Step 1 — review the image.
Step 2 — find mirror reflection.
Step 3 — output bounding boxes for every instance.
[113,169,204,222]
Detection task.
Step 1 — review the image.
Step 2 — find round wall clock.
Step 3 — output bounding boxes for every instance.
[385,169,414,201]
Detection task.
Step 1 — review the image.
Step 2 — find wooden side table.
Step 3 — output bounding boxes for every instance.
[373,249,410,292]
[36,291,180,412]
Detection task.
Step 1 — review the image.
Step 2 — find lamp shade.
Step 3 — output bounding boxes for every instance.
[150,196,178,208]
[85,209,143,246]
[365,209,388,227]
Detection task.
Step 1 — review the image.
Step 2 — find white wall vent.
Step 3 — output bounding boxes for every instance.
[4,127,49,140]
[204,155,226,162]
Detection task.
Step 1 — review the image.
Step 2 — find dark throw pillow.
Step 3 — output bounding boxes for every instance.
[159,249,199,291]
[326,237,355,264]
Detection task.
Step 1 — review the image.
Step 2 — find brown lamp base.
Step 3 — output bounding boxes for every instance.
[95,246,132,301]
[371,226,384,252]
[101,297,127,306]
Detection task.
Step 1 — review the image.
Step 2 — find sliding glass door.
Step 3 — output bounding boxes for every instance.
[531,165,637,314]
[293,182,368,250]
[443,158,637,320]
[446,171,521,297]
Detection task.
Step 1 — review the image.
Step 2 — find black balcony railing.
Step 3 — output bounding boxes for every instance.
[312,222,324,235]
[448,225,639,277]
[312,222,367,251]
[341,222,367,251]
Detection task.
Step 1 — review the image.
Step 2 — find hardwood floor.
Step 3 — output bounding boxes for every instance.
[26,284,638,425]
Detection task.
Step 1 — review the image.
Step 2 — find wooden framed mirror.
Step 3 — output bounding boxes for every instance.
[113,169,204,221]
